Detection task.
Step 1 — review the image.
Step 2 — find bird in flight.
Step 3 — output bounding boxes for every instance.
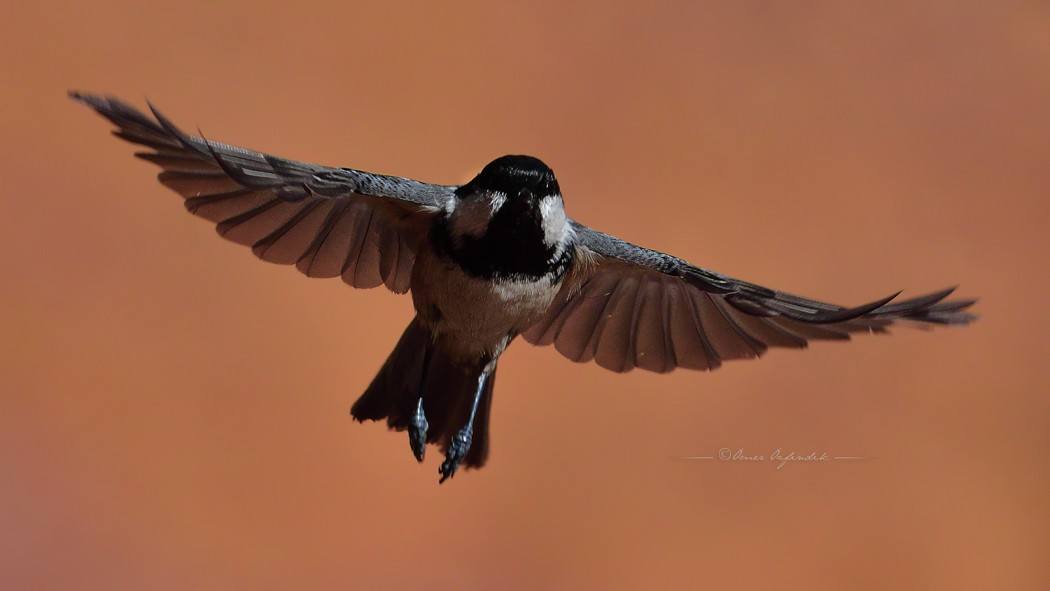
[71,91,977,482]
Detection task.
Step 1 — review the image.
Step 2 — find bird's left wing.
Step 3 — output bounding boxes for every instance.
[71,91,455,293]
[522,220,976,373]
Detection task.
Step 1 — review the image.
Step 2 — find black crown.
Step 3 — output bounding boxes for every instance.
[459,154,560,199]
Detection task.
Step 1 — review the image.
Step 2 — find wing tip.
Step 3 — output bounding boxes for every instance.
[68,89,109,111]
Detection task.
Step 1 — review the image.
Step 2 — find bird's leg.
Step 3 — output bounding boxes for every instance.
[439,368,488,483]
[408,344,433,462]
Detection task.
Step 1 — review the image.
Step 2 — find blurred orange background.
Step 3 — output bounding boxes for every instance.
[2,2,1048,589]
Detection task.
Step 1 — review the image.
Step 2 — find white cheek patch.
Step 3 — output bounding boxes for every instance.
[449,191,508,240]
[539,194,569,250]
[449,198,493,239]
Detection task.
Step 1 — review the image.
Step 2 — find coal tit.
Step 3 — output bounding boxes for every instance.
[71,92,977,482]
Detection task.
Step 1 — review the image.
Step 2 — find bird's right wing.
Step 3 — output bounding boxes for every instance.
[522,221,976,373]
[71,91,455,294]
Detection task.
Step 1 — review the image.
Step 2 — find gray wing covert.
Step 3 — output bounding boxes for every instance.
[71,91,455,293]
[522,221,976,373]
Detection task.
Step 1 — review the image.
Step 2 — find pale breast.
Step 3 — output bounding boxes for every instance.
[411,245,562,363]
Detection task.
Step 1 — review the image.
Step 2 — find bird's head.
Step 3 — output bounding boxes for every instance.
[445,155,568,248]
[459,154,561,204]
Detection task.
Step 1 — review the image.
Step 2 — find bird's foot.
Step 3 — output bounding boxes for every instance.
[438,427,472,483]
[408,398,428,462]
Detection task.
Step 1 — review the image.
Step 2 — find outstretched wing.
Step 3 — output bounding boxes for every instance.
[522,221,977,373]
[71,91,455,293]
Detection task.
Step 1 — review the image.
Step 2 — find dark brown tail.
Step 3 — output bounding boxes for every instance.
[351,318,495,469]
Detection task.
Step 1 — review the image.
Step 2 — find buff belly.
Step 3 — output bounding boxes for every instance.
[411,245,562,364]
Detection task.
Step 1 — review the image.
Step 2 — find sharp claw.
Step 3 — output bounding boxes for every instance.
[438,465,453,484]
[409,434,426,461]
[438,458,460,483]
[438,427,472,483]
[438,457,457,483]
